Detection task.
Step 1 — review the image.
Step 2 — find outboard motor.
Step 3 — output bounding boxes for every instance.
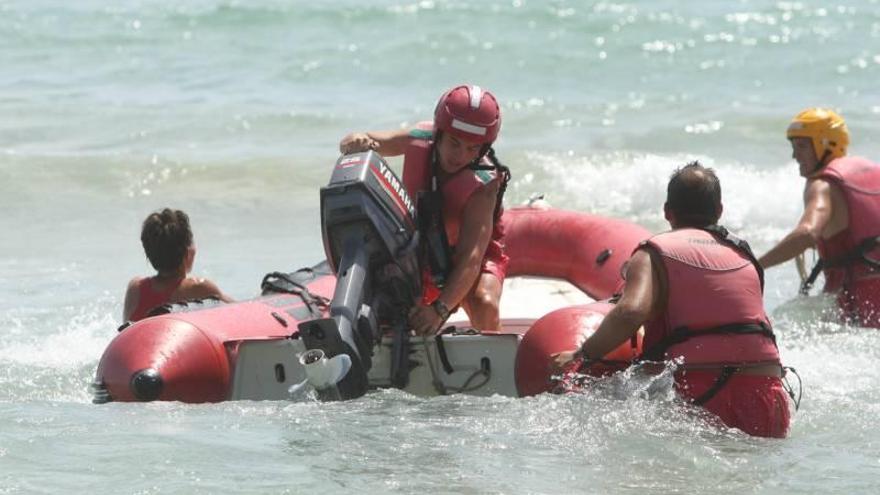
[299,151,421,400]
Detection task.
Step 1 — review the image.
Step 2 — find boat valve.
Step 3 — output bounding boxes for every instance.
[130,368,163,401]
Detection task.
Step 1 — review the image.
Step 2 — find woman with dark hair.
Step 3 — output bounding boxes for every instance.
[340,85,510,334]
[122,208,232,322]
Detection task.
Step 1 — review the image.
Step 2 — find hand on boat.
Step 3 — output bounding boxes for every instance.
[339,133,378,154]
[408,304,442,336]
[549,350,580,373]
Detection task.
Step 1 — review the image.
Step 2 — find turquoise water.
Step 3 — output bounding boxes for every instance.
[2,1,880,493]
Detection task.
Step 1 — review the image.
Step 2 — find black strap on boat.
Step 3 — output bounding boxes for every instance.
[639,322,777,363]
[692,365,739,406]
[700,224,765,291]
[260,270,330,316]
[434,334,455,374]
[432,326,480,375]
[143,296,221,319]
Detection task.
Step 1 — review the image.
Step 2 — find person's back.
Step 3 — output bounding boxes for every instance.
[641,227,788,438]
[552,162,792,438]
[122,208,232,322]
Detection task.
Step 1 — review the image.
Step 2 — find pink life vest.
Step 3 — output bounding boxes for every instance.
[813,156,880,326]
[401,121,503,247]
[640,228,780,366]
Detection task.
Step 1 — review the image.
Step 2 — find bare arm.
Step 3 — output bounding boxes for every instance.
[339,128,414,157]
[580,249,657,359]
[759,178,833,269]
[191,278,234,303]
[407,181,499,335]
[436,181,499,310]
[551,249,659,369]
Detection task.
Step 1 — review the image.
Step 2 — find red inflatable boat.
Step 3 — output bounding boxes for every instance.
[93,205,649,403]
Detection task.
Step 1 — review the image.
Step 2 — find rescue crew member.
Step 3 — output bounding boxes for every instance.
[123,208,232,322]
[552,162,791,438]
[339,85,510,335]
[758,108,880,327]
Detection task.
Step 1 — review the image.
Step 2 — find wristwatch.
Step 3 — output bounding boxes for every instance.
[431,299,451,321]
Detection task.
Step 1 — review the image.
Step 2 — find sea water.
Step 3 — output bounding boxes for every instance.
[2,1,879,493]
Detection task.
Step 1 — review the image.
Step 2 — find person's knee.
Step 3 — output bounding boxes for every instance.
[471,287,500,314]
[466,289,499,330]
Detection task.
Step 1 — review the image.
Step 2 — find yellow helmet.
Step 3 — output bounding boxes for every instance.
[786,108,849,161]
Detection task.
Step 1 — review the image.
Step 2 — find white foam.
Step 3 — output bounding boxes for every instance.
[516,150,805,246]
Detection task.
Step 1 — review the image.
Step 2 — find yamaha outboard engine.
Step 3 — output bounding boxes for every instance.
[299,151,421,400]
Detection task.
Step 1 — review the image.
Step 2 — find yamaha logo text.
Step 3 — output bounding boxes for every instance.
[377,161,416,219]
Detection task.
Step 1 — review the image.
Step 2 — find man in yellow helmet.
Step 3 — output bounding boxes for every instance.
[759,108,880,327]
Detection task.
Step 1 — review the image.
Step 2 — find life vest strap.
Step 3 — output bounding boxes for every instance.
[691,365,739,406]
[639,322,776,363]
[700,224,765,291]
[802,235,880,295]
[821,235,880,270]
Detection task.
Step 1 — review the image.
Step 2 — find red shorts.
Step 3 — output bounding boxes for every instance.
[421,239,509,304]
[481,237,509,283]
[675,371,791,438]
[837,277,880,327]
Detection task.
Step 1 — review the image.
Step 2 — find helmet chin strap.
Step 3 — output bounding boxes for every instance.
[812,149,832,175]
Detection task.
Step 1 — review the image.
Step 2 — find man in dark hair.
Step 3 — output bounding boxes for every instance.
[665,161,722,227]
[123,208,232,322]
[552,162,792,438]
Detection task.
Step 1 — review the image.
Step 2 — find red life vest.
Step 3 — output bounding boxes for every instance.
[813,156,880,326]
[402,122,506,303]
[129,276,181,322]
[402,122,503,247]
[640,228,779,366]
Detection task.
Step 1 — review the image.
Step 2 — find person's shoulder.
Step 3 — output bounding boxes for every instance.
[633,239,664,263]
[473,167,499,187]
[184,276,226,300]
[463,176,500,214]
[126,276,145,292]
[805,176,833,195]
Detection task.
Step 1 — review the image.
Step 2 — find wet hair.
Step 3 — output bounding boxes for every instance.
[484,147,510,222]
[140,208,193,273]
[665,161,722,228]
